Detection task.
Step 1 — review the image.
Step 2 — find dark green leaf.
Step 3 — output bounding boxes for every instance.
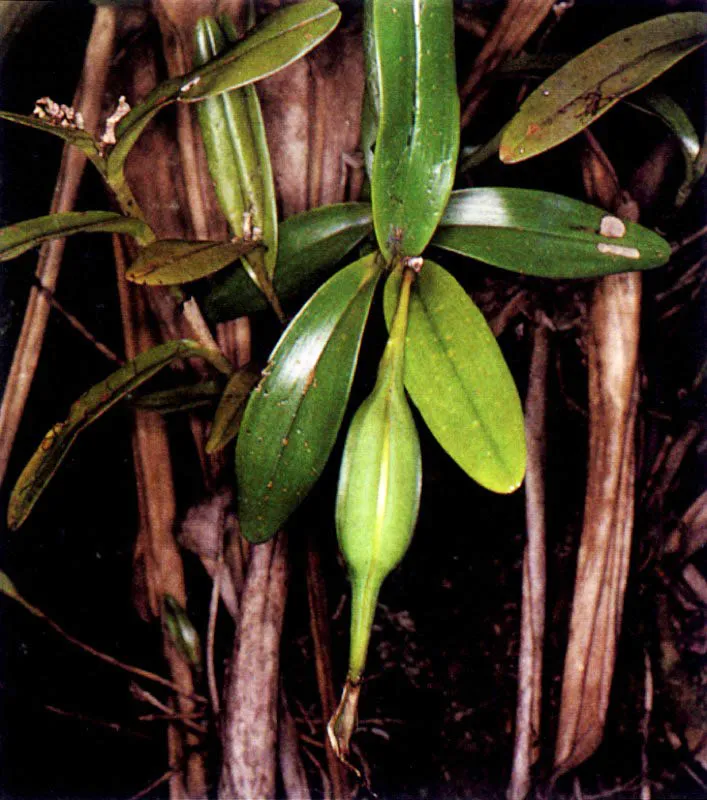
[206,368,260,453]
[125,238,258,285]
[181,0,341,102]
[370,0,459,259]
[384,260,525,493]
[132,381,222,414]
[8,340,232,530]
[107,1,339,181]
[0,110,102,163]
[0,211,152,262]
[204,202,373,321]
[236,254,381,543]
[433,188,670,278]
[500,12,707,163]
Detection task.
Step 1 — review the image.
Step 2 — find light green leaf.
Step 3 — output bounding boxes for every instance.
[8,340,232,530]
[384,260,525,493]
[236,254,381,543]
[125,238,258,285]
[370,0,459,259]
[204,202,373,322]
[0,110,103,164]
[162,595,202,670]
[0,211,152,262]
[500,12,707,163]
[433,188,670,278]
[206,367,260,453]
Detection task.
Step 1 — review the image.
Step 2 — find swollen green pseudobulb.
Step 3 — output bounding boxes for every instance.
[328,265,421,765]
[193,16,283,319]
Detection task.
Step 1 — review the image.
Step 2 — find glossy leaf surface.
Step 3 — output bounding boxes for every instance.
[0,110,102,163]
[330,268,420,764]
[195,17,278,281]
[8,340,232,530]
[370,0,459,259]
[108,0,339,179]
[384,260,525,493]
[206,367,260,454]
[434,188,670,278]
[500,12,707,163]
[236,254,381,543]
[204,203,373,321]
[181,0,340,101]
[336,268,420,681]
[125,238,258,285]
[0,211,151,262]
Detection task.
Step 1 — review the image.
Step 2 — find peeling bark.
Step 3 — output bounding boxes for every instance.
[554,271,641,774]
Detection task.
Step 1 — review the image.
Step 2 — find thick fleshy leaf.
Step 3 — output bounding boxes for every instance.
[500,12,707,163]
[236,254,381,543]
[107,1,340,180]
[384,260,525,493]
[194,16,280,314]
[125,238,258,285]
[0,211,152,262]
[132,381,222,414]
[204,202,373,321]
[0,110,102,163]
[182,0,340,102]
[8,340,232,530]
[370,0,459,260]
[433,188,670,278]
[206,367,260,454]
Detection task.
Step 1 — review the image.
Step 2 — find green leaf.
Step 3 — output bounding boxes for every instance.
[236,254,382,543]
[0,211,152,262]
[107,1,340,181]
[500,12,707,163]
[8,340,232,530]
[370,0,459,259]
[132,381,222,414]
[125,238,258,285]
[162,595,202,670]
[181,0,341,102]
[204,202,373,322]
[106,77,184,182]
[195,17,278,280]
[206,367,260,454]
[0,569,43,617]
[384,260,525,493]
[433,188,670,278]
[631,90,702,207]
[0,110,103,164]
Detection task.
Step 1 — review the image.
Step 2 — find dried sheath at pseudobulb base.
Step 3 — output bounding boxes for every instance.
[328,264,422,767]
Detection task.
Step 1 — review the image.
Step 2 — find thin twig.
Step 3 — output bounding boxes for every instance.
[671,224,707,254]
[34,280,123,364]
[207,554,223,718]
[0,4,117,489]
[640,651,654,800]
[126,769,179,800]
